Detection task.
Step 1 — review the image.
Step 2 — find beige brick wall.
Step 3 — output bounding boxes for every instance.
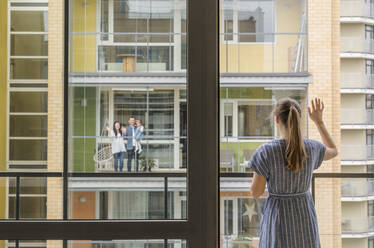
[47,0,64,221]
[48,0,64,173]
[47,1,64,248]
[308,0,342,247]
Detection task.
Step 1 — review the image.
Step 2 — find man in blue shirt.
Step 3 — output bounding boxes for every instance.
[123,117,138,172]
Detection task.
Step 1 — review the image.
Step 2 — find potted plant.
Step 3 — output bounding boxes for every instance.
[139,156,157,172]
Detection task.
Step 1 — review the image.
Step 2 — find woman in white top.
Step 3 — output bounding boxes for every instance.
[106,121,126,172]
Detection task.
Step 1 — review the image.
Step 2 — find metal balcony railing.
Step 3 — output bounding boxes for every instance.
[340,108,374,125]
[341,72,374,89]
[341,0,374,18]
[341,37,374,54]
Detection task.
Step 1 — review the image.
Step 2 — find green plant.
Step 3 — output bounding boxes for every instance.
[139,156,157,171]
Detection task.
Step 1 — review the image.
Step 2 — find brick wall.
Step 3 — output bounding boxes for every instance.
[47,0,64,247]
[308,0,342,247]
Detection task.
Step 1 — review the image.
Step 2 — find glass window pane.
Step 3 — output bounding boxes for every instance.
[9,196,46,219]
[10,92,48,113]
[69,0,188,221]
[238,101,273,137]
[9,140,47,161]
[11,11,48,32]
[69,178,186,220]
[10,115,47,137]
[10,58,48,80]
[100,0,109,40]
[11,34,48,56]
[9,178,46,195]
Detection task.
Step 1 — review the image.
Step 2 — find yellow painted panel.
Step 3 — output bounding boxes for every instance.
[72,0,97,72]
[0,0,7,223]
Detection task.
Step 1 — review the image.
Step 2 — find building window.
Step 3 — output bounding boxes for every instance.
[223,199,234,235]
[222,197,266,240]
[366,25,374,40]
[367,130,374,146]
[370,237,374,248]
[366,94,374,109]
[10,9,48,80]
[8,2,48,171]
[221,0,275,43]
[238,101,274,138]
[8,178,47,219]
[366,60,374,75]
[224,103,233,137]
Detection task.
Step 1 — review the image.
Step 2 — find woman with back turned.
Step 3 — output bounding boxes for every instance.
[248,97,338,248]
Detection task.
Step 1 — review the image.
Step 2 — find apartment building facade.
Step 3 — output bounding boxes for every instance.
[0,0,342,247]
[340,0,374,248]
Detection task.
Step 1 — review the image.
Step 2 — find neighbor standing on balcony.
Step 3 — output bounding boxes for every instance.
[107,121,126,172]
[248,97,338,248]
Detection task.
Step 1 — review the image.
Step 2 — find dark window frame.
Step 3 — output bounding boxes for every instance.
[0,0,219,247]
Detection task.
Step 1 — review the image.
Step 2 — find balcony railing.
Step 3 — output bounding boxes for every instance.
[342,216,374,234]
[340,145,374,161]
[341,0,374,18]
[341,72,374,89]
[70,32,308,74]
[341,178,374,197]
[340,108,374,125]
[341,37,374,54]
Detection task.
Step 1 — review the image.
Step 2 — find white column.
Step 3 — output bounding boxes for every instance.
[174,90,180,169]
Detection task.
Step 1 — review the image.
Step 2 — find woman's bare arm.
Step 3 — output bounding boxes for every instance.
[251,172,266,200]
[308,98,338,161]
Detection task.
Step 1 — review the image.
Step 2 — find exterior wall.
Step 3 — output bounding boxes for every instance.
[341,94,365,109]
[46,0,64,247]
[342,165,367,173]
[341,23,365,38]
[341,130,365,146]
[308,0,342,247]
[341,59,365,73]
[342,202,367,219]
[342,238,368,248]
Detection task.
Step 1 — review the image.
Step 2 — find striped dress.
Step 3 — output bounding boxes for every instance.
[248,139,326,248]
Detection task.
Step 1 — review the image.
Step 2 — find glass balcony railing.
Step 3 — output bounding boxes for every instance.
[341,37,374,54]
[72,135,266,172]
[341,72,374,89]
[342,216,374,234]
[221,235,259,248]
[341,178,374,197]
[340,145,374,161]
[341,0,374,18]
[220,33,307,73]
[70,32,307,74]
[340,108,374,125]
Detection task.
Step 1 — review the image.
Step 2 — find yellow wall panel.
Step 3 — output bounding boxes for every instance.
[72,0,97,72]
[0,0,7,223]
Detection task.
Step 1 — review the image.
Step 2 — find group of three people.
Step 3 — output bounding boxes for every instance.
[107,117,145,172]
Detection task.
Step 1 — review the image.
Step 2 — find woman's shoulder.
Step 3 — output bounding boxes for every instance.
[303,138,324,147]
[255,139,284,152]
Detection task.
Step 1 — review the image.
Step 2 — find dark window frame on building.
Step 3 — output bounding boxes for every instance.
[0,0,219,247]
[366,25,374,40]
[366,94,374,109]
